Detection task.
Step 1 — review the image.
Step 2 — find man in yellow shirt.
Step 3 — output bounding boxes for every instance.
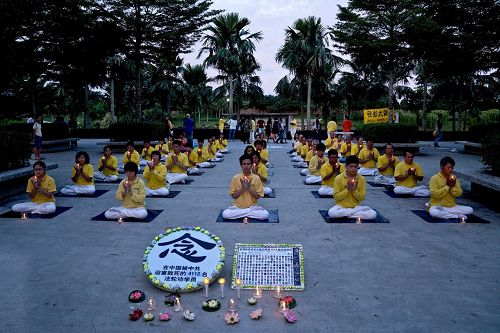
[222,154,269,220]
[95,146,119,182]
[61,151,95,195]
[325,131,337,151]
[428,156,473,219]
[119,141,140,172]
[339,136,353,162]
[290,116,297,139]
[297,138,312,168]
[140,140,154,166]
[165,140,189,184]
[394,151,430,197]
[254,140,269,166]
[251,152,273,196]
[305,143,327,184]
[292,136,307,161]
[215,133,229,153]
[374,143,399,185]
[300,140,317,173]
[351,137,365,157]
[327,116,337,133]
[328,155,377,220]
[291,133,303,155]
[218,117,225,133]
[143,151,169,196]
[105,162,147,219]
[205,137,223,161]
[319,149,345,196]
[155,138,169,162]
[12,161,57,214]
[194,139,213,168]
[358,139,380,176]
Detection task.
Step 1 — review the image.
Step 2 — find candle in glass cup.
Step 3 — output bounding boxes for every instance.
[254,286,262,298]
[235,278,242,298]
[21,212,28,220]
[117,217,124,224]
[279,300,288,313]
[356,216,362,224]
[228,298,237,312]
[203,277,210,298]
[274,286,282,298]
[218,277,226,298]
[174,297,182,311]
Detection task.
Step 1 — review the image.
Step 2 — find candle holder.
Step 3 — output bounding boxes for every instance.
[274,286,282,299]
[279,300,288,313]
[228,298,237,312]
[174,297,183,312]
[460,216,466,224]
[253,286,262,298]
[243,217,249,224]
[218,277,226,298]
[146,297,157,311]
[203,277,210,298]
[355,216,362,224]
[21,212,28,220]
[235,278,242,299]
[118,217,124,224]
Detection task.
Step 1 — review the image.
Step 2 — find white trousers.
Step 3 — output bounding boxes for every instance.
[394,185,430,197]
[139,159,149,166]
[216,152,224,158]
[160,156,167,162]
[145,186,169,197]
[300,168,310,176]
[210,157,223,162]
[328,205,377,220]
[305,175,322,184]
[291,128,297,140]
[197,162,212,168]
[373,175,396,185]
[188,167,201,175]
[358,167,378,176]
[297,162,308,168]
[291,152,298,156]
[12,202,56,215]
[104,207,148,219]
[222,205,270,220]
[118,164,140,172]
[264,187,273,196]
[94,171,118,182]
[318,186,334,196]
[166,173,188,184]
[292,156,303,162]
[60,185,96,196]
[429,205,473,219]
[219,149,229,153]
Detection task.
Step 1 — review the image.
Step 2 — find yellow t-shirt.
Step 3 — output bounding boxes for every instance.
[206,144,217,158]
[429,172,463,208]
[166,153,189,174]
[196,147,210,162]
[290,118,297,129]
[300,144,310,157]
[115,177,146,208]
[229,173,264,208]
[358,148,380,168]
[216,139,228,150]
[98,156,119,176]
[339,143,352,157]
[258,149,269,164]
[351,144,365,156]
[305,150,315,163]
[325,137,336,148]
[155,144,169,156]
[141,146,154,161]
[27,175,56,203]
[327,121,337,132]
[123,150,140,166]
[377,155,400,176]
[294,141,302,150]
[252,163,268,180]
[71,164,94,185]
[333,172,367,208]
[308,155,328,176]
[394,162,424,188]
[320,163,345,187]
[143,163,167,189]
[218,118,225,131]
[187,151,198,166]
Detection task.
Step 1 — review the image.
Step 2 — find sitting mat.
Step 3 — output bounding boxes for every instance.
[94,178,123,184]
[303,179,321,185]
[188,171,205,176]
[319,210,389,223]
[383,190,416,198]
[0,206,72,219]
[366,181,393,189]
[411,210,489,224]
[311,191,332,199]
[216,210,279,223]
[170,179,194,185]
[264,190,276,198]
[91,209,163,223]
[55,189,109,198]
[147,190,180,198]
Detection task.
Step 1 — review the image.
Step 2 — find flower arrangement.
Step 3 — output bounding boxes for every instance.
[279,296,296,309]
[128,308,143,321]
[159,313,171,321]
[128,290,145,303]
[250,308,263,319]
[164,293,180,306]
[247,297,257,305]
[283,310,297,323]
[183,310,196,321]
[202,299,221,312]
[143,313,154,321]
[225,312,240,324]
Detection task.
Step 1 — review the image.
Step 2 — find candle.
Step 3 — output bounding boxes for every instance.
[101,156,105,160]
[279,300,288,313]
[203,277,210,298]
[460,216,466,224]
[254,286,262,298]
[243,176,248,183]
[243,217,249,224]
[146,297,157,311]
[274,286,282,298]
[174,297,183,312]
[450,175,456,181]
[218,277,226,298]
[356,216,362,224]
[21,212,28,220]
[228,298,237,312]
[118,217,124,224]
[235,278,242,298]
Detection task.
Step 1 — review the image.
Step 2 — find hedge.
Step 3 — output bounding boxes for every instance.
[481,133,500,176]
[0,126,32,171]
[108,122,164,141]
[359,124,418,143]
[2,123,69,140]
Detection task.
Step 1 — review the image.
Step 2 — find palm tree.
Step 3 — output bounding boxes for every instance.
[180,64,212,127]
[198,12,262,119]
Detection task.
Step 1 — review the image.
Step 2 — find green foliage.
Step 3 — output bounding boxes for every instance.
[425,110,449,130]
[359,124,418,143]
[481,133,500,176]
[99,113,116,129]
[468,109,500,128]
[397,111,417,126]
[0,127,32,171]
[143,104,164,123]
[108,122,163,141]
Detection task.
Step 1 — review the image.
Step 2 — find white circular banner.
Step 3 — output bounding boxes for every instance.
[143,226,225,292]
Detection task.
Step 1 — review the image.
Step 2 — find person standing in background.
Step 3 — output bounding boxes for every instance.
[228,116,238,140]
[183,114,194,145]
[33,115,43,160]
[434,113,443,147]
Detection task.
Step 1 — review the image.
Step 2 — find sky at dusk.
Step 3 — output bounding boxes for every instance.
[183,0,348,95]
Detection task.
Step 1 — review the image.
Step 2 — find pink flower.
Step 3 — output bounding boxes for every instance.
[159,313,171,321]
[225,312,240,324]
[283,310,297,323]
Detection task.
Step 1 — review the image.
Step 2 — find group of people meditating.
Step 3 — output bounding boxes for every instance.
[12,131,474,222]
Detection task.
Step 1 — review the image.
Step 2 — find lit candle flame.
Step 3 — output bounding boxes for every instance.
[203,277,210,285]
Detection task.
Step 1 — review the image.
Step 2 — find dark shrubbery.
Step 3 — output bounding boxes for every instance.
[108,122,164,141]
[359,124,418,143]
[481,133,500,176]
[469,124,497,143]
[4,123,69,140]
[0,126,32,171]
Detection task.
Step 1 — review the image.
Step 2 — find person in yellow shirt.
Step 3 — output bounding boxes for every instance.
[300,141,317,174]
[292,136,307,161]
[184,144,204,175]
[61,151,95,195]
[305,143,328,184]
[140,139,155,166]
[251,152,273,196]
[119,141,140,172]
[216,133,229,153]
[327,116,337,133]
[374,143,399,185]
[328,155,377,220]
[290,116,297,139]
[319,149,345,196]
[205,137,223,161]
[254,140,269,166]
[428,156,473,220]
[105,162,147,219]
[325,131,337,151]
[143,151,169,196]
[218,117,225,133]
[339,136,353,162]
[290,133,301,154]
[222,154,269,220]
[165,140,189,184]
[351,137,365,157]
[394,151,430,197]
[94,146,119,182]
[12,161,57,214]
[358,139,380,176]
[155,138,169,162]
[297,138,312,168]
[195,140,213,168]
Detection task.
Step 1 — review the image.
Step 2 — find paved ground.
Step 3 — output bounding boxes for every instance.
[0,139,499,332]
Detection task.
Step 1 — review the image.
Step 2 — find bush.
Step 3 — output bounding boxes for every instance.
[359,124,418,143]
[468,109,500,128]
[426,110,449,130]
[468,124,497,142]
[0,127,32,171]
[481,132,500,176]
[99,112,116,129]
[1,123,69,140]
[397,111,417,126]
[108,122,164,141]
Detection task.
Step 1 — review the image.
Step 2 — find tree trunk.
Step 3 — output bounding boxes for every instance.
[84,84,89,129]
[229,76,234,118]
[110,77,115,122]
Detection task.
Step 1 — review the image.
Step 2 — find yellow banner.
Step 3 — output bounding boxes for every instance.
[363,108,389,124]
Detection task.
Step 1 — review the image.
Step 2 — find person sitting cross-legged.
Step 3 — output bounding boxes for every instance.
[60,151,95,195]
[165,140,189,184]
[291,136,306,161]
[338,136,353,163]
[105,162,147,220]
[155,138,170,162]
[357,138,380,176]
[300,140,318,175]
[318,149,345,196]
[254,140,269,166]
[328,155,377,220]
[305,143,328,184]
[222,154,269,220]
[394,150,430,197]
[119,141,140,172]
[297,138,312,168]
[374,143,399,185]
[325,131,337,151]
[216,133,229,153]
[428,156,473,220]
[94,145,119,182]
[206,137,223,162]
[12,161,57,215]
[250,152,273,196]
[140,139,154,166]
[143,150,169,196]
[195,139,214,168]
